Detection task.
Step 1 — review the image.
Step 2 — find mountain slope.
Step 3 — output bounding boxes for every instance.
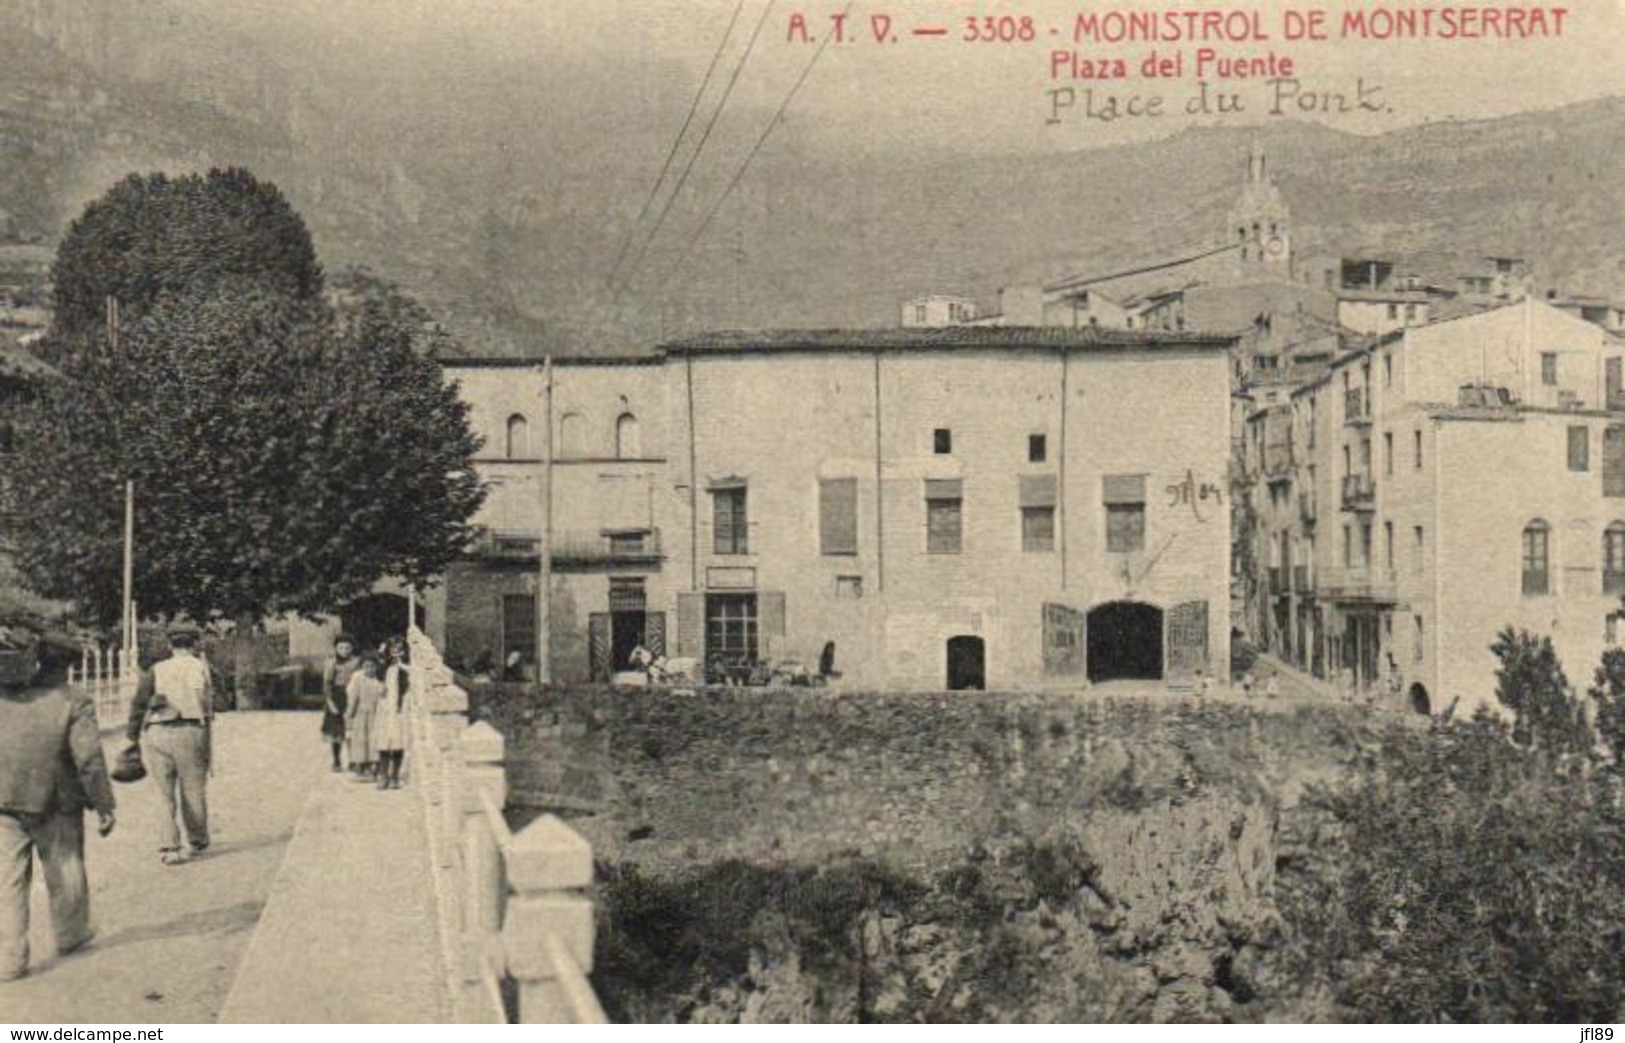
[0,1,1622,354]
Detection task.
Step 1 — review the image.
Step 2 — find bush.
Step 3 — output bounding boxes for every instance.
[1280,713,1624,1022]
[1489,628,1593,757]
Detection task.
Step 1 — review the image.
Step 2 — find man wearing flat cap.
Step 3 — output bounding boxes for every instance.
[126,627,214,865]
[0,624,116,982]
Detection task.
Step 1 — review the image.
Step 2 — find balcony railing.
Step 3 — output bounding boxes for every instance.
[1341,473,1376,512]
[1345,388,1371,425]
[1319,565,1398,603]
[472,527,663,566]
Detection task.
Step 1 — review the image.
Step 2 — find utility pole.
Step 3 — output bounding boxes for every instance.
[535,358,554,683]
[122,480,134,658]
[108,295,135,665]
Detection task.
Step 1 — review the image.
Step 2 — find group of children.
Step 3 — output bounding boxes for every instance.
[319,634,413,789]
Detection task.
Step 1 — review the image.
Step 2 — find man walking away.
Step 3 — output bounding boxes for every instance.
[0,625,116,981]
[130,627,214,865]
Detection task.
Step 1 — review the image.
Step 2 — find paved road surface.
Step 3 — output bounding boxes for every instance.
[2,712,326,1023]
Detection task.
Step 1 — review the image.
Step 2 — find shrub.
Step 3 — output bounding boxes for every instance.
[1281,714,1624,1022]
[1489,628,1592,757]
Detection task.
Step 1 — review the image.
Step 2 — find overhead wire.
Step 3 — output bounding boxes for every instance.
[604,0,747,293]
[614,0,777,297]
[659,1,854,288]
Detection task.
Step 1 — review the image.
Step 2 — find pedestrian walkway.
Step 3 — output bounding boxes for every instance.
[2,713,325,1023]
[217,766,446,1023]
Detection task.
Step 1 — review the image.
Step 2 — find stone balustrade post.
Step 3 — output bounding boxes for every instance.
[425,678,469,870]
[501,815,602,1023]
[458,721,508,978]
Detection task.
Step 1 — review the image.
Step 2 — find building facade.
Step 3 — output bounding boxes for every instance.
[430,326,1235,691]
[1241,298,1625,715]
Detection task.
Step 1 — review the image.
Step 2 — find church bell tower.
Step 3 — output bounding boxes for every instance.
[1228,143,1291,278]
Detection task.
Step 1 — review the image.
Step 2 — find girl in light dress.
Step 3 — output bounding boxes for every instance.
[373,639,413,789]
[344,657,384,779]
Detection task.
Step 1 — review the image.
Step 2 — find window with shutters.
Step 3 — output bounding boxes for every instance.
[1569,426,1590,472]
[927,498,962,554]
[1607,426,1625,497]
[819,478,858,556]
[1522,519,1551,596]
[1103,474,1145,553]
[925,478,963,554]
[1541,352,1558,386]
[1608,357,1624,409]
[1020,474,1057,553]
[1606,523,1625,595]
[1022,508,1055,552]
[712,486,748,555]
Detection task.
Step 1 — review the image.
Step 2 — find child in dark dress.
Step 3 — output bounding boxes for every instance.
[320,635,360,773]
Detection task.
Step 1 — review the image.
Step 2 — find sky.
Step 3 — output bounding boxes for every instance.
[180,0,1625,155]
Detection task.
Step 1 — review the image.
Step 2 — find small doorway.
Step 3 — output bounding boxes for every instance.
[946,635,986,690]
[1087,601,1164,682]
[1409,682,1431,716]
[611,612,646,671]
[589,577,666,681]
[610,577,648,672]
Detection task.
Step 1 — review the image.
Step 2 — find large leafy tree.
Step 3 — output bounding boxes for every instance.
[49,168,323,344]
[6,171,484,667]
[8,282,483,628]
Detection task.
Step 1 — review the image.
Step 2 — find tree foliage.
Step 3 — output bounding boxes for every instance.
[6,171,483,629]
[1587,647,1625,769]
[49,168,323,343]
[1489,627,1593,756]
[1282,714,1623,1022]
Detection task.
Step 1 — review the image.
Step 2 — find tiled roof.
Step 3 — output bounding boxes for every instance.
[660,325,1238,353]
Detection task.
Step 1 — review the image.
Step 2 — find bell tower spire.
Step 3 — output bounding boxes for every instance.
[1229,142,1291,277]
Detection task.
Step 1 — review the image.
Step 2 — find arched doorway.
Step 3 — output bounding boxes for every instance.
[340,593,425,655]
[946,636,985,691]
[1409,682,1431,716]
[1087,601,1164,682]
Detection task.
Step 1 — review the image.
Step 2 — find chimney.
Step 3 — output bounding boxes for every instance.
[999,285,1046,326]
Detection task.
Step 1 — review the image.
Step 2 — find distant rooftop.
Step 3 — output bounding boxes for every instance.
[661,325,1237,354]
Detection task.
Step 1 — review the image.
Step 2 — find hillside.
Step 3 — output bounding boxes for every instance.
[0,0,1621,355]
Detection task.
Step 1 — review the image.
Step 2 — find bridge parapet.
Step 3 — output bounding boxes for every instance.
[408,626,606,1024]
